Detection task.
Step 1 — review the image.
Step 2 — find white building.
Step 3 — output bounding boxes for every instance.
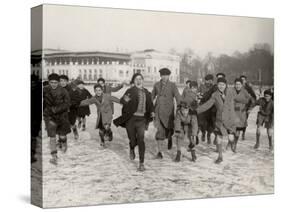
[131,49,181,83]
[42,51,132,83]
[31,49,181,83]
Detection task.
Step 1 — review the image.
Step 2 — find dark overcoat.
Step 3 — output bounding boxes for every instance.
[113,86,154,128]
[77,88,92,117]
[43,85,71,134]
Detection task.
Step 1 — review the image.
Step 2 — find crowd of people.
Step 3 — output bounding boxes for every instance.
[31,68,274,172]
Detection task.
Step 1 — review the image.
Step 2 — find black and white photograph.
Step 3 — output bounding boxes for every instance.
[31,4,274,208]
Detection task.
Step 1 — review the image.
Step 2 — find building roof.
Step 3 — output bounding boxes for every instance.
[44,51,131,61]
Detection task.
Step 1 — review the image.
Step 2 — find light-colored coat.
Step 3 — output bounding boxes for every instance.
[151,80,181,129]
[197,88,237,136]
[233,88,255,128]
[80,93,120,128]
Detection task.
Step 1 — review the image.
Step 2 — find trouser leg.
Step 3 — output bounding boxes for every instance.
[136,118,146,164]
[215,135,223,164]
[254,127,261,149]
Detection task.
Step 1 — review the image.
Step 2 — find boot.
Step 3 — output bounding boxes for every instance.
[191,149,197,162]
[130,148,136,160]
[156,152,163,159]
[174,150,181,162]
[254,133,260,149]
[137,163,145,172]
[168,137,173,150]
[49,153,58,165]
[215,144,223,164]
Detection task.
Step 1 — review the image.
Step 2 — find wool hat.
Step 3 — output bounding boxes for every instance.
[48,73,60,81]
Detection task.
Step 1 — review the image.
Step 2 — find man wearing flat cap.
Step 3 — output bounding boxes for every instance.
[152,68,181,159]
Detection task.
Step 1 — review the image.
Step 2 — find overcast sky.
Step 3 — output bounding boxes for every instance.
[33,4,274,57]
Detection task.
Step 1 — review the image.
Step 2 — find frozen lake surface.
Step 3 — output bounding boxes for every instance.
[31,85,274,208]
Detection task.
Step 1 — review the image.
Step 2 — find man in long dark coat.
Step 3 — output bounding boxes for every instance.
[240,75,257,140]
[151,68,181,159]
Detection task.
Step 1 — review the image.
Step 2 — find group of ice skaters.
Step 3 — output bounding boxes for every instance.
[37,67,274,172]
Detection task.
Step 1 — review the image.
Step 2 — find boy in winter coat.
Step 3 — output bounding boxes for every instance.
[60,75,82,142]
[254,89,274,150]
[196,77,236,164]
[43,73,71,165]
[174,101,198,162]
[80,84,120,147]
[77,80,92,131]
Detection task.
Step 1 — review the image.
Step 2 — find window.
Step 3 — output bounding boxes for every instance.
[126,70,129,77]
[66,70,68,76]
[89,69,92,80]
[59,70,61,75]
[148,66,151,73]
[119,70,124,78]
[52,69,54,73]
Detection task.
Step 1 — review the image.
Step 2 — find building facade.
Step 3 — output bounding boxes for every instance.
[31,49,181,83]
[131,49,180,83]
